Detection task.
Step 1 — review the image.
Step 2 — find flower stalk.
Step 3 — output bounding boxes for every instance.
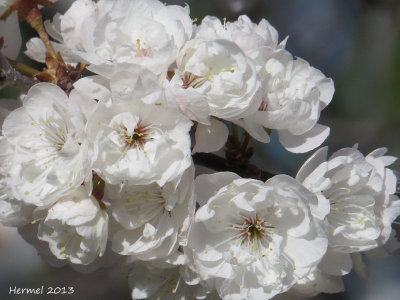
[25,7,62,66]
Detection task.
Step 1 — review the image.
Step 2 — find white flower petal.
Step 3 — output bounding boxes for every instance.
[278,123,330,153]
[192,119,229,154]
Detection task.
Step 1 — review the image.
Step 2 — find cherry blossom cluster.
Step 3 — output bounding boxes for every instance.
[0,0,399,299]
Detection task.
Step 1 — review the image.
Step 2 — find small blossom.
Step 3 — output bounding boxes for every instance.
[241,50,334,152]
[37,186,108,265]
[110,167,195,260]
[298,146,400,253]
[175,39,261,120]
[296,146,400,277]
[195,15,285,67]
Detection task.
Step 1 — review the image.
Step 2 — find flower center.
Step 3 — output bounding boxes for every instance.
[119,121,150,150]
[181,72,207,89]
[228,214,275,251]
[135,39,153,58]
[238,216,271,243]
[181,68,235,89]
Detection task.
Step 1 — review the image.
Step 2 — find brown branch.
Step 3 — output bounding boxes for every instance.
[0,51,35,92]
[192,152,274,181]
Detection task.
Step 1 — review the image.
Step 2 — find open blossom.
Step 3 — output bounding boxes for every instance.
[166,15,281,151]
[110,167,195,260]
[195,15,286,69]
[37,186,108,265]
[1,83,91,206]
[28,0,192,74]
[239,50,334,152]
[188,172,328,300]
[192,15,333,151]
[86,97,192,186]
[85,64,192,186]
[19,222,121,272]
[174,38,261,120]
[298,146,400,252]
[296,146,400,276]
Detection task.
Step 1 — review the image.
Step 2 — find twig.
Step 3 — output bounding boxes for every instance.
[240,131,251,153]
[0,51,35,92]
[192,152,275,181]
[25,8,62,66]
[231,123,239,147]
[7,58,40,77]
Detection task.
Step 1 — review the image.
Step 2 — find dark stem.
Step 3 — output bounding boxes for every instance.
[192,152,275,181]
[0,51,35,92]
[231,123,239,147]
[240,131,251,153]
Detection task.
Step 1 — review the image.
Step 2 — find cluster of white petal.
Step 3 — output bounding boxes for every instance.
[242,51,334,152]
[37,186,108,265]
[298,147,400,252]
[188,172,328,299]
[1,1,400,299]
[28,0,192,74]
[86,89,192,186]
[23,0,335,154]
[192,14,334,152]
[292,146,400,296]
[1,83,91,206]
[109,167,195,260]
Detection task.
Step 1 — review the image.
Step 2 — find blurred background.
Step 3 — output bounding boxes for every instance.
[1,0,400,299]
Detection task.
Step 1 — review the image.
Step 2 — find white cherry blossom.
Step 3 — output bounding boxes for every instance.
[195,15,286,71]
[188,172,328,300]
[298,146,400,253]
[1,83,92,206]
[175,38,261,120]
[20,222,122,272]
[37,186,108,265]
[86,83,192,185]
[297,146,400,277]
[240,49,334,152]
[28,0,193,74]
[110,167,195,260]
